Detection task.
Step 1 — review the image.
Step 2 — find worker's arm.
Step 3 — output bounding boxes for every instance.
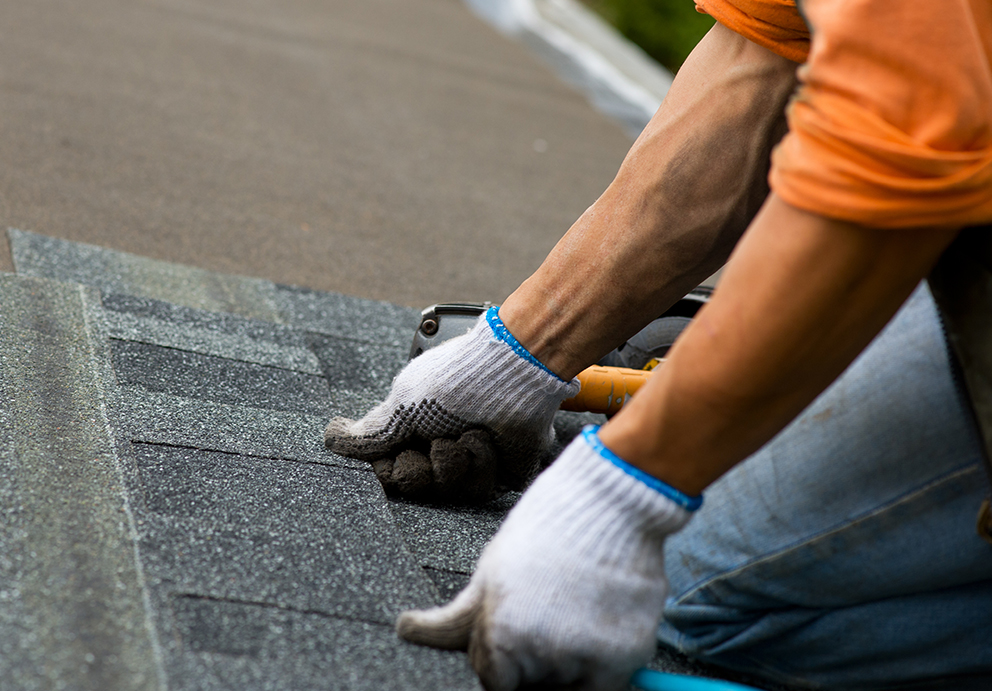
[396,195,958,691]
[326,22,797,493]
[500,21,797,380]
[599,194,959,495]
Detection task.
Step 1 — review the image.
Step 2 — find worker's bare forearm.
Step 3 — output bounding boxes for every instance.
[600,195,960,495]
[500,23,798,379]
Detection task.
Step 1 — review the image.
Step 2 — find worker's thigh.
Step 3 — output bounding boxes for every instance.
[658,283,992,691]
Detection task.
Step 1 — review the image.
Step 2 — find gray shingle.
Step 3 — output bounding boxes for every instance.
[0,274,161,690]
[165,595,481,691]
[102,293,323,375]
[9,229,420,344]
[423,567,472,603]
[117,389,367,470]
[272,283,420,346]
[3,232,737,688]
[9,229,285,323]
[128,443,438,624]
[388,494,519,574]
[110,340,333,417]
[307,332,406,400]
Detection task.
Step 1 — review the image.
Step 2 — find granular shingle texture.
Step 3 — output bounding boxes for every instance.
[101,292,325,374]
[166,594,480,691]
[3,230,793,690]
[119,389,365,470]
[5,231,486,690]
[110,340,333,417]
[129,443,436,619]
[0,274,160,691]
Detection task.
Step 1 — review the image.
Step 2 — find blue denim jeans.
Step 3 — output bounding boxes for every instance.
[657,284,992,690]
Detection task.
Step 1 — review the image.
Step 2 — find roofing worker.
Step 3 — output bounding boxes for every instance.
[326,1,992,688]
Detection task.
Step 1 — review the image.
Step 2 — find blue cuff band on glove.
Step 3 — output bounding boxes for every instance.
[582,425,704,511]
[486,307,568,383]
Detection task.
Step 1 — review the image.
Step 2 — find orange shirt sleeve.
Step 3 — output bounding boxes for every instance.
[771,0,992,229]
[694,0,810,64]
[699,0,992,229]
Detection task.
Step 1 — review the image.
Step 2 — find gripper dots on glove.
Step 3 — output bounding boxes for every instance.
[372,429,498,504]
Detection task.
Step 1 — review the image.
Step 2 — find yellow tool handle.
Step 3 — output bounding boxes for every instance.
[560,365,655,416]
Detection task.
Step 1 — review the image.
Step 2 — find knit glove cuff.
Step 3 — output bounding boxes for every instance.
[496,426,699,571]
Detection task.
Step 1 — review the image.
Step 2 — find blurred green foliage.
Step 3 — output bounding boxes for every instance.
[582,0,715,73]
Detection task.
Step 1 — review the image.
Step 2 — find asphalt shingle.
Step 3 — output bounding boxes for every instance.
[307,332,407,400]
[0,274,161,690]
[8,229,285,323]
[388,494,519,575]
[117,389,364,471]
[1,238,480,688]
[421,567,473,603]
[270,283,419,347]
[101,293,324,375]
[129,443,438,623]
[110,340,333,417]
[2,233,775,689]
[166,595,481,691]
[9,229,420,344]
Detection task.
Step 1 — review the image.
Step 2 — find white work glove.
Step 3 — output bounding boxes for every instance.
[325,307,580,500]
[396,426,701,691]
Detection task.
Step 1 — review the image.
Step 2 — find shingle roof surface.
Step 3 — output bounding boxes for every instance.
[1,229,788,690]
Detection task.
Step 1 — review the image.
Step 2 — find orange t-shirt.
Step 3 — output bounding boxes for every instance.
[696,0,992,229]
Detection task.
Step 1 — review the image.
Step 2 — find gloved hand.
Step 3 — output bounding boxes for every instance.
[395,426,701,691]
[325,307,580,500]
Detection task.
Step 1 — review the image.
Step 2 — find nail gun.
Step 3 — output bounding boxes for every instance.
[409,289,710,416]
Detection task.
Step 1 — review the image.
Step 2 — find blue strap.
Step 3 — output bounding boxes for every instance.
[486,307,568,383]
[582,425,703,511]
[631,669,760,691]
